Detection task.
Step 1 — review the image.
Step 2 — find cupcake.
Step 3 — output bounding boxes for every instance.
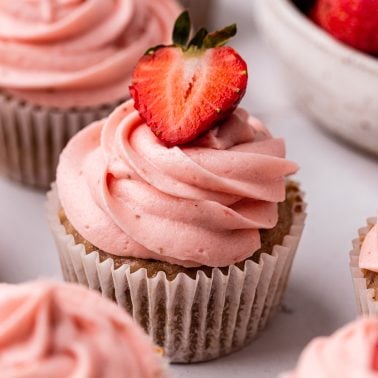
[47,14,306,362]
[0,280,168,378]
[0,0,181,188]
[281,318,378,378]
[350,214,378,315]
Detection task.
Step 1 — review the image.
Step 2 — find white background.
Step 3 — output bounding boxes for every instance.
[0,0,377,377]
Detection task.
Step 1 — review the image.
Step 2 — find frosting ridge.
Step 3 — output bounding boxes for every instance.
[0,0,181,108]
[57,100,298,267]
[0,281,166,378]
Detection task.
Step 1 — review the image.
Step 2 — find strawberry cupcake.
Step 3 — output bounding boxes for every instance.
[0,0,181,188]
[0,280,168,378]
[281,318,378,378]
[350,213,378,315]
[47,13,306,362]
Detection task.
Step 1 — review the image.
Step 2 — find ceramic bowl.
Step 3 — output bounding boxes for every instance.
[254,0,378,155]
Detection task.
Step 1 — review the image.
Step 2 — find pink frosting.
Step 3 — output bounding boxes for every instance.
[0,0,181,108]
[0,281,166,378]
[360,216,378,272]
[56,100,299,267]
[282,318,378,378]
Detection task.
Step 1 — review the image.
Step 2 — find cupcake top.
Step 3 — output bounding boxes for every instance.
[359,216,378,272]
[0,281,167,378]
[282,318,378,378]
[56,14,299,268]
[0,0,180,108]
[57,101,298,268]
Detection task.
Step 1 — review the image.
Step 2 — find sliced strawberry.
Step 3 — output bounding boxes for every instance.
[129,11,248,147]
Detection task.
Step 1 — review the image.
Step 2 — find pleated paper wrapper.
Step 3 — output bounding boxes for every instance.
[350,217,378,316]
[47,186,306,363]
[0,92,123,189]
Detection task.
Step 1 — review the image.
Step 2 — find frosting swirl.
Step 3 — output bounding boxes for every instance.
[282,318,378,378]
[57,100,299,267]
[360,216,378,272]
[57,100,298,267]
[0,281,166,378]
[0,0,181,108]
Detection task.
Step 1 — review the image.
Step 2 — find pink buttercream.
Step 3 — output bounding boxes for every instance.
[56,100,299,267]
[0,281,166,378]
[282,318,378,378]
[0,0,181,108]
[360,216,378,272]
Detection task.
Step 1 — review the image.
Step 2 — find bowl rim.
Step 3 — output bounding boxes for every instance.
[261,0,378,74]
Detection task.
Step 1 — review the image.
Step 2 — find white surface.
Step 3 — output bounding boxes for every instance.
[0,0,377,377]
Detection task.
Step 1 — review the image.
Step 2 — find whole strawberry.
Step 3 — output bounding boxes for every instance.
[130,11,248,147]
[312,0,378,55]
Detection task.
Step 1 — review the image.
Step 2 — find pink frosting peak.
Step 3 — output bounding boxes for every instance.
[57,100,298,267]
[282,318,378,378]
[0,281,166,378]
[360,216,378,272]
[0,0,181,108]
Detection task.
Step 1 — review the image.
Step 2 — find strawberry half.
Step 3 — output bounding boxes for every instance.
[130,11,248,147]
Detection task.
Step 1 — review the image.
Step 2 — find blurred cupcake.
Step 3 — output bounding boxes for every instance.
[0,280,168,378]
[281,318,378,378]
[47,16,306,362]
[0,0,181,188]
[350,213,378,315]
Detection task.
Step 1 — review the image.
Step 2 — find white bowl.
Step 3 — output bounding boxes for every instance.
[254,0,378,155]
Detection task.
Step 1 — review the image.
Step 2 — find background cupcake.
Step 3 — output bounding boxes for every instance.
[0,0,180,188]
[281,318,378,378]
[350,214,378,315]
[0,280,168,378]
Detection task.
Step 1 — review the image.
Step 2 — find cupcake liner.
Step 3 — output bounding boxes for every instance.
[179,0,213,27]
[47,185,306,363]
[0,92,123,189]
[350,217,378,315]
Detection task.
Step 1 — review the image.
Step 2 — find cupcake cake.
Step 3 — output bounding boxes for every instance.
[47,13,306,362]
[281,318,378,378]
[350,213,378,315]
[0,0,181,188]
[0,280,168,378]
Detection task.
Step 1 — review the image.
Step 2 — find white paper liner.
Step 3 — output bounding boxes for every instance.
[350,217,378,315]
[0,92,125,189]
[179,0,213,27]
[47,185,306,363]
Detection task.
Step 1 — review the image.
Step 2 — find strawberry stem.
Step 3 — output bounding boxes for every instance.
[188,28,209,48]
[172,11,191,47]
[203,24,237,48]
[145,11,237,55]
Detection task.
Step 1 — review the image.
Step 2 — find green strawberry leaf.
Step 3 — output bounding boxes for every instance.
[188,28,209,49]
[173,11,191,47]
[203,24,237,48]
